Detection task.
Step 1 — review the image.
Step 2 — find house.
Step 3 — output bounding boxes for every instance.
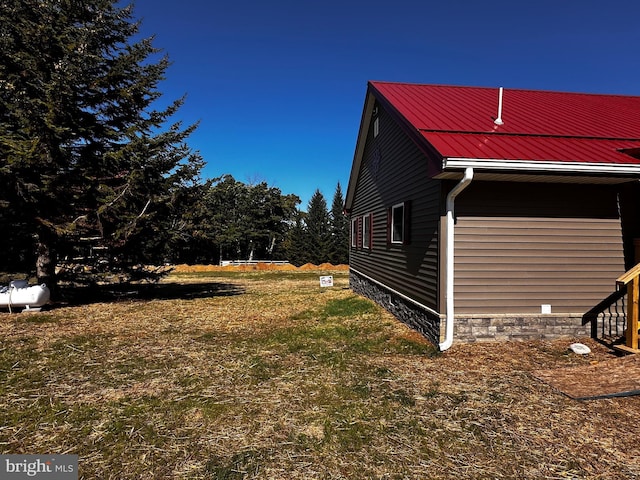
[344,81,640,350]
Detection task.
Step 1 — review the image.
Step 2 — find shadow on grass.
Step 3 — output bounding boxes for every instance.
[55,281,245,307]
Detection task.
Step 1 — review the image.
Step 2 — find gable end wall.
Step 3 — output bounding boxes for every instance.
[348,103,442,312]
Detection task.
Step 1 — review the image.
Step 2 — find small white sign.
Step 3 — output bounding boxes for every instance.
[541,304,552,314]
[319,275,334,288]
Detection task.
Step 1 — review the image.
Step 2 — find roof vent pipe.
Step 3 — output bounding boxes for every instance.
[494,87,504,125]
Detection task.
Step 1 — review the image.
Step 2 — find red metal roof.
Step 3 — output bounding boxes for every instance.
[424,133,640,164]
[369,81,640,166]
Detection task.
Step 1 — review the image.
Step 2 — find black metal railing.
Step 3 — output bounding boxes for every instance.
[583,286,627,347]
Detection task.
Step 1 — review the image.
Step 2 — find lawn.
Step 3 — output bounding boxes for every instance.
[0,270,638,479]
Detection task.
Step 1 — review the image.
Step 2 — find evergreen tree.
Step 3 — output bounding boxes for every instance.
[328,182,349,265]
[281,210,308,267]
[157,178,214,265]
[304,189,331,265]
[0,0,203,289]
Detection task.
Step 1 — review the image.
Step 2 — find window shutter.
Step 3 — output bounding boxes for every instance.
[386,207,392,246]
[369,213,374,249]
[357,216,363,249]
[350,218,356,248]
[403,200,411,245]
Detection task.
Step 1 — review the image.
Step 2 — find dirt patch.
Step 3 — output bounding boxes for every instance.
[534,354,640,400]
[173,262,348,273]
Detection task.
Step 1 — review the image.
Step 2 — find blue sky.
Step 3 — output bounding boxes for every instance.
[132,0,640,209]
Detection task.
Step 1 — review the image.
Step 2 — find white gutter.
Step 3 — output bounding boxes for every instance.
[444,157,640,175]
[440,167,474,351]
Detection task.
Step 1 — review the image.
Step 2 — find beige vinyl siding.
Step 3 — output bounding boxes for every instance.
[454,216,625,314]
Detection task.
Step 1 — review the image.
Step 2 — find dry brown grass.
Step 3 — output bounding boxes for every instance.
[1,270,639,479]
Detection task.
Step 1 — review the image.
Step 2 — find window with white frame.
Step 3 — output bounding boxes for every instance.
[351,217,359,248]
[391,203,404,244]
[363,214,372,249]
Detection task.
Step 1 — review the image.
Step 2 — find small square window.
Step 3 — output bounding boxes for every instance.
[391,203,404,244]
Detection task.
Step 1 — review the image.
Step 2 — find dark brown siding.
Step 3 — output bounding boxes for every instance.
[453,182,625,314]
[619,182,640,268]
[349,104,441,310]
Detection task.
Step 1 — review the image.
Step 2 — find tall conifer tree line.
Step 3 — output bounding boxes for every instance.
[0,0,349,291]
[167,179,349,268]
[282,184,349,267]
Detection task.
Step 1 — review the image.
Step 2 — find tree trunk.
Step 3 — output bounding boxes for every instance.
[267,236,276,257]
[35,229,57,297]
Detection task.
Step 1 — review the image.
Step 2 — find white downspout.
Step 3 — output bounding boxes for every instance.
[439,167,474,351]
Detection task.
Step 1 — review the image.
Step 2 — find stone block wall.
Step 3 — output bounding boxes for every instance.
[349,270,440,345]
[453,315,591,343]
[350,270,601,347]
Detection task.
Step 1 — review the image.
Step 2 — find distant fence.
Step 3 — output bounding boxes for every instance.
[219,260,291,267]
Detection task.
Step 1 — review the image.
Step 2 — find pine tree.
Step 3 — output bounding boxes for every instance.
[328,182,349,265]
[304,189,331,265]
[281,210,308,267]
[0,0,202,290]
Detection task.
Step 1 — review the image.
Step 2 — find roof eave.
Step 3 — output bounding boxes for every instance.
[443,157,640,176]
[344,89,376,213]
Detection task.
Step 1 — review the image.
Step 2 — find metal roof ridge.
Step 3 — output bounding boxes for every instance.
[369,80,640,99]
[370,80,498,91]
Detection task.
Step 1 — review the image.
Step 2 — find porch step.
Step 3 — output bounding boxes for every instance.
[613,344,640,355]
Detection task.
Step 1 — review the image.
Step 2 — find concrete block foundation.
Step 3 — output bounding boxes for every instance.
[350,270,594,346]
[349,270,440,345]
